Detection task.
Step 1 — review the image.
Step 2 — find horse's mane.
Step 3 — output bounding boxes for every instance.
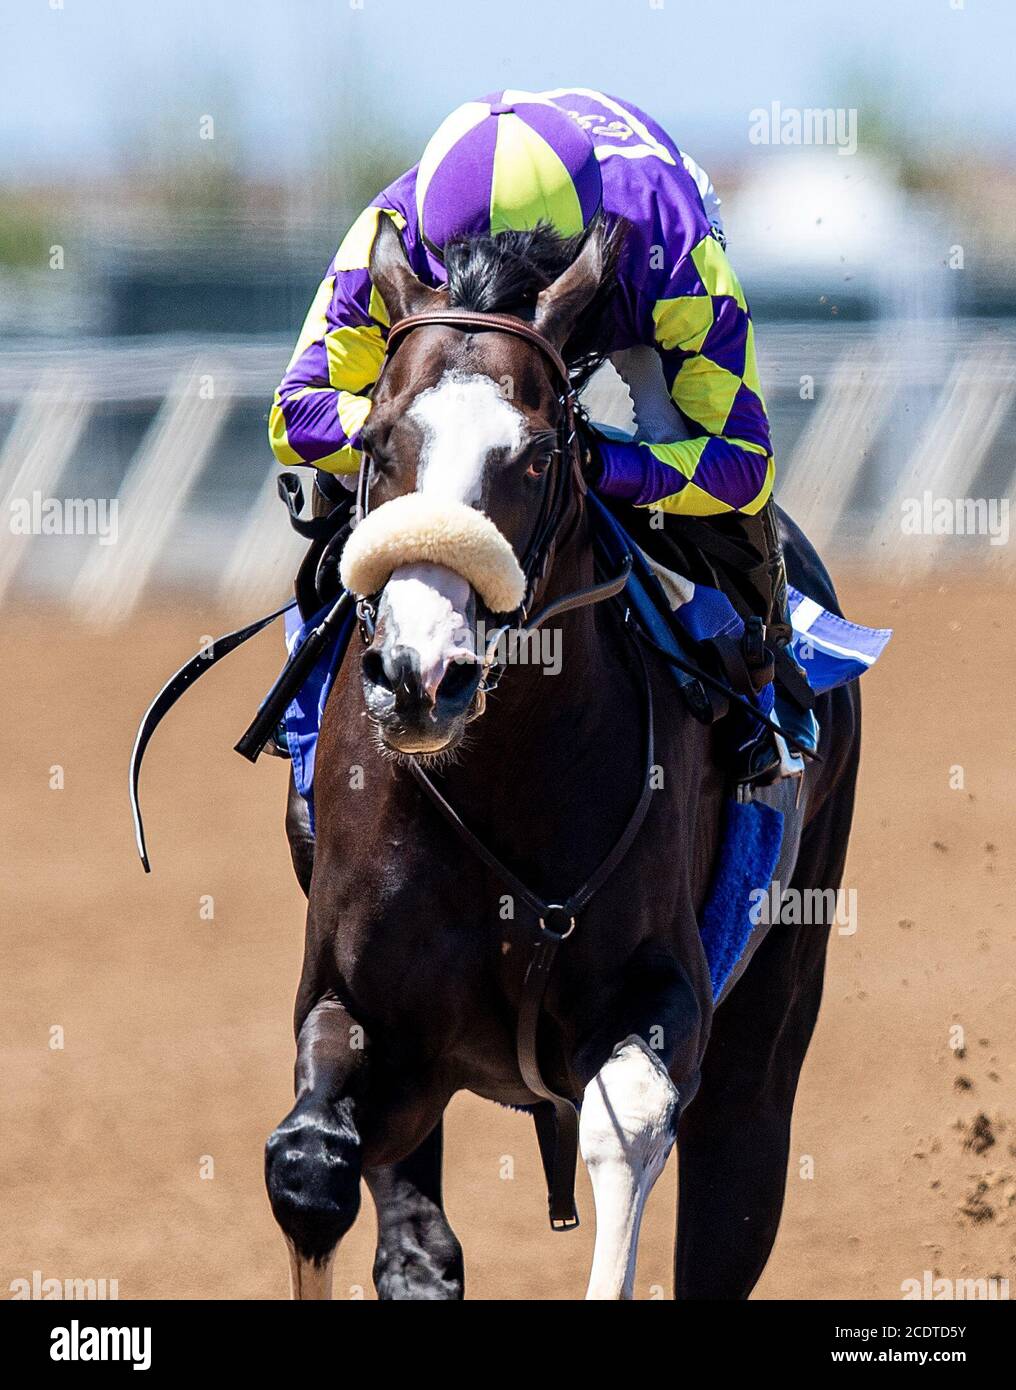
[442,212,627,388]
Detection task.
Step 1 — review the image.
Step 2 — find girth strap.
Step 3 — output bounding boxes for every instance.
[406,635,656,1229]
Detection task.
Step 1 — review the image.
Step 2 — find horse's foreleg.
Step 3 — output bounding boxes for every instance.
[580,1036,681,1300]
[265,997,367,1299]
[285,771,315,898]
[364,1120,464,1300]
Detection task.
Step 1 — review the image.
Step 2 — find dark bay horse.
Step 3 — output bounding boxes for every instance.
[267,215,861,1299]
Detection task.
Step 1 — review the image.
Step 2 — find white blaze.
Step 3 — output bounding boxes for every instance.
[409,370,527,506]
[376,370,526,692]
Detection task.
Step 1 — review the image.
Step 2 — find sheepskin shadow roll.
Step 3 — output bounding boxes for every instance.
[339,493,526,614]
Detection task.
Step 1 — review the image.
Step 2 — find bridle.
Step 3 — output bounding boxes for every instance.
[354,309,632,717]
[357,308,582,607]
[355,308,654,1231]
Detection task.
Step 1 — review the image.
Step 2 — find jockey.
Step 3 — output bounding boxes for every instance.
[269,88,818,781]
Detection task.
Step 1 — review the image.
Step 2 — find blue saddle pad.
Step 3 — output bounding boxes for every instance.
[281,599,355,831]
[701,798,784,1000]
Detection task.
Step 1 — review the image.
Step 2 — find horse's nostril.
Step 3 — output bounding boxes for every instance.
[436,659,481,710]
[363,646,431,719]
[361,648,390,692]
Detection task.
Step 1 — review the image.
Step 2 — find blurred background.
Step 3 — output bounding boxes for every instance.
[3,0,1015,1304]
[2,0,1015,615]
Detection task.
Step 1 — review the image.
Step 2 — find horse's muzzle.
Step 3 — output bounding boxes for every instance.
[360,563,482,756]
[362,644,483,755]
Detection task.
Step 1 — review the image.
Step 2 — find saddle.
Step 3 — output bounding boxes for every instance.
[605,496,813,718]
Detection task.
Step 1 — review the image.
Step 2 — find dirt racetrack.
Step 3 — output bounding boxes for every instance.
[2,571,1014,1301]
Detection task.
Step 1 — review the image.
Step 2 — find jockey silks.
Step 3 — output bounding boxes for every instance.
[270,88,773,520]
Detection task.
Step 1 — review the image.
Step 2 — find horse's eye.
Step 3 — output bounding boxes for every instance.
[526,455,552,481]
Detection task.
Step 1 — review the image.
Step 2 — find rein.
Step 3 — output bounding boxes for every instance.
[359,309,647,1229]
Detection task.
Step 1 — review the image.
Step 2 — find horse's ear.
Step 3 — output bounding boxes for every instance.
[369,213,443,324]
[532,221,606,351]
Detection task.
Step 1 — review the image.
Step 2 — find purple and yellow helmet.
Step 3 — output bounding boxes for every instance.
[416,91,602,258]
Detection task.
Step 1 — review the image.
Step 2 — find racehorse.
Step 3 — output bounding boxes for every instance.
[266,214,861,1300]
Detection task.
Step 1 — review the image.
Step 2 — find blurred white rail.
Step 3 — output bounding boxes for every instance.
[218,465,307,611]
[870,348,1016,572]
[0,370,93,603]
[71,363,233,626]
[0,324,1014,622]
[778,338,897,554]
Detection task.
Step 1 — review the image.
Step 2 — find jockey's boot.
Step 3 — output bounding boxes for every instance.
[765,510,819,764]
[265,720,292,759]
[731,624,818,792]
[735,725,782,788]
[729,613,781,788]
[772,646,820,760]
[732,503,818,791]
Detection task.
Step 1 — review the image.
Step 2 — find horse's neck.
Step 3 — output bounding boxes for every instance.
[434,517,644,849]
[490,508,607,719]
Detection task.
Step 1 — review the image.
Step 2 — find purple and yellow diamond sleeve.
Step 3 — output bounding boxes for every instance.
[601,233,774,516]
[268,207,404,474]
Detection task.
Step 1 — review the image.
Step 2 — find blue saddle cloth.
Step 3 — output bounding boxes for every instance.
[275,504,890,998]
